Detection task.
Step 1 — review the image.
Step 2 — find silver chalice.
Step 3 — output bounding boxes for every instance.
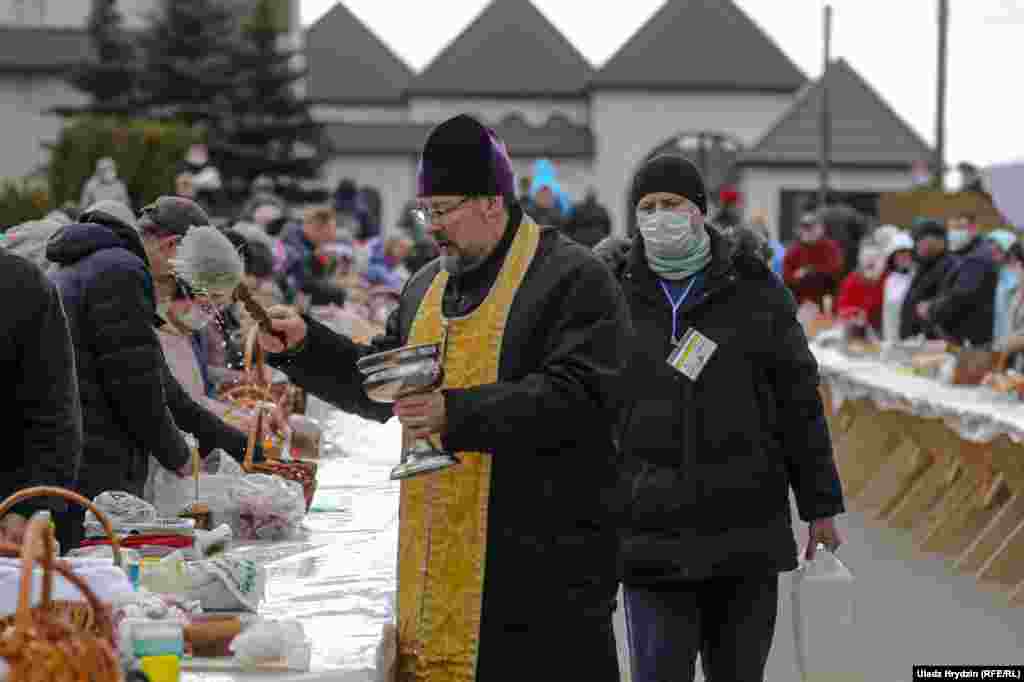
[357,342,460,480]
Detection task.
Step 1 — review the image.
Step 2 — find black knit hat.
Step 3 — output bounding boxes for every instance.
[912,218,946,242]
[416,114,515,198]
[630,154,707,214]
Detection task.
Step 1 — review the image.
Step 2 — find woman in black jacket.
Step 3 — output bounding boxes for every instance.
[595,155,845,682]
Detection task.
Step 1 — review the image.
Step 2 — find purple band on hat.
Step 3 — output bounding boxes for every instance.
[486,128,515,197]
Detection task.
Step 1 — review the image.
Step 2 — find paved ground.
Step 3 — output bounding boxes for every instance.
[616,504,1024,682]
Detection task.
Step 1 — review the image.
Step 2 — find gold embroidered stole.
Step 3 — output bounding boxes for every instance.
[396,218,541,682]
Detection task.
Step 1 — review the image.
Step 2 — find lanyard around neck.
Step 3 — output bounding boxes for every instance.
[659,277,697,346]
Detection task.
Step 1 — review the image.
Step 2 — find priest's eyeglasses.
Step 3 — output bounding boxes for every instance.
[411,197,473,227]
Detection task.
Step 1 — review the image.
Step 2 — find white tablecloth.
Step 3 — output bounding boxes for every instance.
[812,345,1024,444]
[183,407,401,682]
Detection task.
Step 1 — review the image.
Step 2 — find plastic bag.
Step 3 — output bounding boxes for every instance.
[228,473,305,541]
[184,556,264,612]
[150,460,243,518]
[791,544,862,682]
[87,491,157,527]
[230,619,311,671]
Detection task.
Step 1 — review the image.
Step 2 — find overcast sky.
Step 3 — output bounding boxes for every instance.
[301,0,1024,169]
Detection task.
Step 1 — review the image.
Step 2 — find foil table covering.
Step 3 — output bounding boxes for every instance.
[812,345,1024,444]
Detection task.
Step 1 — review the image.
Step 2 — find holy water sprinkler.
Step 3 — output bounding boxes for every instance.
[170,225,287,345]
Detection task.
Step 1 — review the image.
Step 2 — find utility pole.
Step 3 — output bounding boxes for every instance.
[934,0,949,189]
[818,4,833,210]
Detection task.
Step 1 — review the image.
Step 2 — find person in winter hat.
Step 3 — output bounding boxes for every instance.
[881,231,915,342]
[256,113,631,682]
[920,219,999,346]
[594,154,844,682]
[783,212,845,308]
[900,219,959,340]
[836,242,887,333]
[47,198,255,548]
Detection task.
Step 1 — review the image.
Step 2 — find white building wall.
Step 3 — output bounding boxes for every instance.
[740,166,914,240]
[0,0,159,27]
[408,97,589,127]
[590,91,794,235]
[0,75,87,179]
[321,155,417,234]
[310,105,410,124]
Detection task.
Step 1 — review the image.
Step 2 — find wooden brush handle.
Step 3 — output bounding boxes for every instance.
[235,283,287,345]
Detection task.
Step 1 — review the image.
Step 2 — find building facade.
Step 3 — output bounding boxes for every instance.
[1,0,930,238]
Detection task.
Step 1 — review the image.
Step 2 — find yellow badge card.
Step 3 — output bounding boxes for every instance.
[667,328,718,381]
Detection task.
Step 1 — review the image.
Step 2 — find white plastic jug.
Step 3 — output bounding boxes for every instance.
[791,544,862,682]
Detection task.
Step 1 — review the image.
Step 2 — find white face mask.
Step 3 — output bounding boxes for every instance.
[636,210,700,245]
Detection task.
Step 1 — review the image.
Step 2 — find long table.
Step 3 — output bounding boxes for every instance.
[813,345,1024,604]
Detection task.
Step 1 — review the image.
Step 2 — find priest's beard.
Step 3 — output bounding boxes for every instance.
[440,245,488,277]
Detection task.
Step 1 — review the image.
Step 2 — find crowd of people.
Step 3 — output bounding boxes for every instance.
[4,113,937,682]
[772,206,1020,353]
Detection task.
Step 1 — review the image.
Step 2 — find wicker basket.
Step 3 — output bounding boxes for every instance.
[951,349,1009,386]
[217,326,302,417]
[243,409,318,512]
[0,513,123,681]
[0,487,123,640]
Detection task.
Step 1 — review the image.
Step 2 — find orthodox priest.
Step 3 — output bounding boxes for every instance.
[259,114,631,682]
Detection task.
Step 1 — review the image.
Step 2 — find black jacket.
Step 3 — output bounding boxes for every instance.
[0,250,83,516]
[930,238,999,346]
[564,197,612,248]
[900,252,959,340]
[47,218,251,499]
[597,228,844,583]
[271,205,632,625]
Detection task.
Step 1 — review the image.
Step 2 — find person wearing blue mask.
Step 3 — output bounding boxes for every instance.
[594,154,844,682]
[988,230,1020,342]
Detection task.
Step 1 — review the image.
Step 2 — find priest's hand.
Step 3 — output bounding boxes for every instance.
[258,306,308,353]
[395,392,447,440]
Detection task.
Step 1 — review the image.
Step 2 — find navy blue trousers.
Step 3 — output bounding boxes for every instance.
[624,574,779,682]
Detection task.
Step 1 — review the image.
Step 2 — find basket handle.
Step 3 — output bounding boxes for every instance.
[244,325,268,387]
[0,517,116,641]
[0,486,122,567]
[242,404,266,471]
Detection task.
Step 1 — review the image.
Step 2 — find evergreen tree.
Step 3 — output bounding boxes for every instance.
[136,0,239,127]
[63,0,141,114]
[216,0,325,204]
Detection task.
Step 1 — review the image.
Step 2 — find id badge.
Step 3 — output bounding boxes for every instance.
[667,328,718,381]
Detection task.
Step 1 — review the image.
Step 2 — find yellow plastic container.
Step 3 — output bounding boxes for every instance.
[140,655,180,682]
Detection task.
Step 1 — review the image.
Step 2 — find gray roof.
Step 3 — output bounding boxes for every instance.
[326,114,593,157]
[407,0,593,97]
[0,25,90,74]
[590,0,805,92]
[305,3,414,104]
[741,58,932,168]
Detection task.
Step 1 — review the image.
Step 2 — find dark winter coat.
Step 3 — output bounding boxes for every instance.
[596,228,844,584]
[899,252,959,340]
[280,224,347,307]
[47,219,251,499]
[270,204,632,629]
[0,250,82,516]
[563,197,612,248]
[930,238,999,346]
